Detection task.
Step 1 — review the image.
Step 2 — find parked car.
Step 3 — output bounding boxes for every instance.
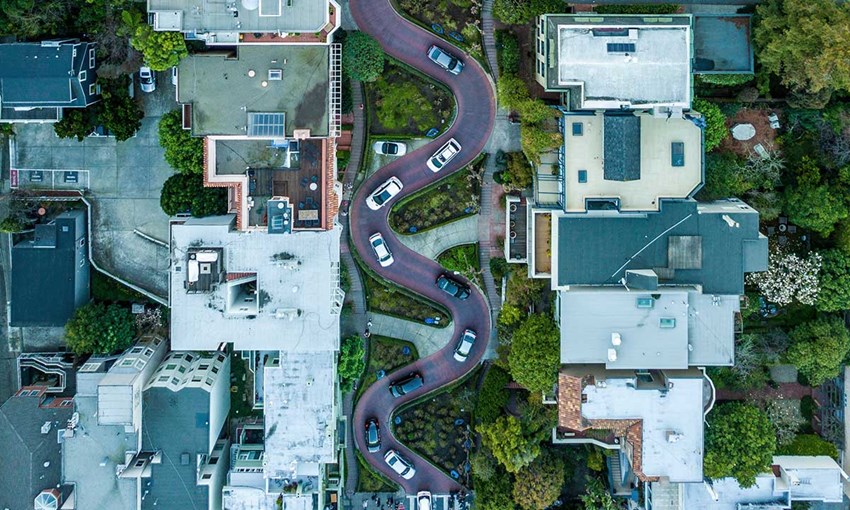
[426,138,462,173]
[369,232,394,267]
[366,176,403,210]
[139,66,156,93]
[365,418,381,453]
[389,372,424,398]
[384,449,416,480]
[417,491,432,510]
[435,274,471,300]
[453,329,477,362]
[373,141,407,156]
[427,45,463,75]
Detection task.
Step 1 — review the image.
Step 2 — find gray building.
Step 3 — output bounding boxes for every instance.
[0,389,74,510]
[0,40,99,123]
[11,209,90,327]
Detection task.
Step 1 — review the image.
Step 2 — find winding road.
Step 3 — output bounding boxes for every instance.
[348,0,496,496]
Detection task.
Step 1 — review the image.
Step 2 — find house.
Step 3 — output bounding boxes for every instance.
[533,15,693,110]
[146,0,339,44]
[11,209,90,327]
[0,40,99,123]
[168,215,343,352]
[648,456,848,509]
[0,386,74,510]
[123,351,231,510]
[176,45,341,231]
[17,351,78,396]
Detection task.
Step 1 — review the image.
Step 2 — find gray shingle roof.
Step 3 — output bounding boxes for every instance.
[0,396,73,510]
[556,199,766,295]
[603,113,641,181]
[0,42,92,107]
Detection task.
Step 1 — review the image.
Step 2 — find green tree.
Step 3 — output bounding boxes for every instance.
[0,216,25,233]
[338,335,365,392]
[704,402,776,487]
[778,434,839,460]
[474,466,515,510]
[478,415,541,473]
[512,453,564,510]
[817,249,850,312]
[497,31,520,75]
[700,152,750,200]
[508,314,559,393]
[343,31,385,82]
[692,98,728,152]
[754,0,850,97]
[521,124,560,164]
[98,78,144,141]
[784,157,849,237]
[475,365,511,426]
[158,109,205,174]
[517,99,554,125]
[500,152,533,190]
[54,108,97,142]
[130,24,188,71]
[65,302,135,355]
[786,315,850,386]
[160,174,227,217]
[497,75,529,110]
[580,477,619,510]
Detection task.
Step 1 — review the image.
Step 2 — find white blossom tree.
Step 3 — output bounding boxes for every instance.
[746,249,822,306]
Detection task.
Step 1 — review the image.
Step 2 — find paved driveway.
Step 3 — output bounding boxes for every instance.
[13,72,177,297]
[349,0,496,495]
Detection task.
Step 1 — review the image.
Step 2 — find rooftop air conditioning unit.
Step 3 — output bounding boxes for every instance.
[268,69,282,80]
[628,29,638,40]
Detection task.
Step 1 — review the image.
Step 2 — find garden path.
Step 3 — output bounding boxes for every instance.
[396,215,479,259]
[369,313,455,358]
[481,0,499,84]
[477,154,504,360]
[715,382,813,402]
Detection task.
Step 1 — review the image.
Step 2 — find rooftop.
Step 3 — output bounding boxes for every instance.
[559,370,705,482]
[563,112,703,212]
[169,215,342,351]
[178,46,329,137]
[62,396,137,510]
[693,15,754,74]
[264,351,336,479]
[223,486,314,510]
[148,0,331,35]
[543,15,692,108]
[0,40,93,107]
[559,289,737,369]
[553,199,768,295]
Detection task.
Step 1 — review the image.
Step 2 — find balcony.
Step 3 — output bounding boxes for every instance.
[505,196,528,263]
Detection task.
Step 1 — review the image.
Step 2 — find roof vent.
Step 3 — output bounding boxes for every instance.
[607,348,617,362]
[666,431,683,443]
[611,332,621,346]
[268,69,282,80]
[41,421,52,434]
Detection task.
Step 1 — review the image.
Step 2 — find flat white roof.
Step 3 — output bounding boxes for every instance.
[264,351,336,479]
[169,215,341,352]
[557,24,691,108]
[223,486,313,510]
[581,376,704,482]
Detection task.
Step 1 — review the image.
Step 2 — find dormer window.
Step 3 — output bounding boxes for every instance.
[79,70,87,82]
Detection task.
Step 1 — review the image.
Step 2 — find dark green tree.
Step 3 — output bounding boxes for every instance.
[342,31,385,82]
[704,402,776,487]
[129,23,188,71]
[817,249,850,312]
[99,78,144,141]
[0,216,26,233]
[160,174,227,217]
[700,152,751,200]
[478,415,540,473]
[778,434,839,460]
[693,98,728,152]
[158,109,205,174]
[475,365,511,426]
[784,158,849,237]
[786,315,850,386]
[580,477,620,510]
[512,452,565,510]
[508,314,559,393]
[474,466,515,510]
[65,303,135,355]
[338,335,365,392]
[54,109,97,142]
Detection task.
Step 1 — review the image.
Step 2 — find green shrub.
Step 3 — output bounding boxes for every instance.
[508,314,559,393]
[490,257,509,283]
[129,23,188,71]
[786,315,850,386]
[594,3,679,14]
[475,365,511,425]
[54,108,97,142]
[160,174,227,217]
[497,31,520,75]
[800,395,817,421]
[338,335,366,392]
[693,98,728,152]
[704,402,776,488]
[699,73,755,87]
[343,31,385,82]
[0,216,25,233]
[158,110,204,174]
[66,303,135,355]
[778,434,838,460]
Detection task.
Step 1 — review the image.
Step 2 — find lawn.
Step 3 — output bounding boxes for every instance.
[394,368,481,485]
[362,271,448,326]
[357,335,420,401]
[229,352,262,418]
[356,451,399,493]
[437,243,482,288]
[390,156,483,234]
[367,61,454,136]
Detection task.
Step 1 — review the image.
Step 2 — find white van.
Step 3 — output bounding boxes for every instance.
[416,491,432,510]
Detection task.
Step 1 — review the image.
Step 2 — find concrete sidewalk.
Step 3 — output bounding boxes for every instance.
[395,215,478,260]
[369,313,455,358]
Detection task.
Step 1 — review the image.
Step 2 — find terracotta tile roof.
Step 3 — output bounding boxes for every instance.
[203,137,244,230]
[226,272,256,281]
[324,138,339,228]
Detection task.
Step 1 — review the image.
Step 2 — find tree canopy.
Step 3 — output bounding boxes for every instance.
[338,336,365,392]
[786,315,850,386]
[158,109,205,174]
[754,0,850,98]
[778,434,839,460]
[580,477,620,510]
[508,313,560,393]
[130,23,188,71]
[160,174,228,217]
[816,249,850,312]
[342,31,385,82]
[704,402,776,487]
[98,78,144,141]
[692,98,728,152]
[784,157,849,236]
[478,415,541,473]
[512,453,564,510]
[65,303,136,355]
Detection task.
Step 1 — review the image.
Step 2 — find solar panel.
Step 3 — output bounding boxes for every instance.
[607,43,635,53]
[248,112,285,137]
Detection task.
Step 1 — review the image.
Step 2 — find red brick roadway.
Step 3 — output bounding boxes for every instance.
[348,0,497,496]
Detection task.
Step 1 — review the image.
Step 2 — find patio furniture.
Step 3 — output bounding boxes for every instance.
[300,177,309,188]
[306,196,314,207]
[298,201,305,209]
[310,174,318,183]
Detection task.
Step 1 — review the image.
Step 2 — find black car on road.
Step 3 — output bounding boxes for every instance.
[435,274,471,300]
[389,373,424,398]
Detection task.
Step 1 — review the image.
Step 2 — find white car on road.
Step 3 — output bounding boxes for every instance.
[427,138,461,172]
[366,176,403,210]
[369,232,394,267]
[384,449,415,480]
[139,66,156,93]
[373,141,407,156]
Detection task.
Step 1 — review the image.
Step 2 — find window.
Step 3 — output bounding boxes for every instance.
[199,364,209,371]
[89,48,95,68]
[178,366,186,373]
[209,456,219,465]
[636,297,654,309]
[201,474,212,480]
[79,70,87,82]
[211,366,219,374]
[89,83,96,95]
[659,318,676,328]
[122,359,134,367]
[572,122,583,136]
[61,400,73,407]
[205,379,214,386]
[166,364,177,371]
[131,347,143,354]
[158,376,169,382]
[192,376,202,382]
[577,170,587,184]
[671,142,685,167]
[171,377,180,385]
[79,238,86,248]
